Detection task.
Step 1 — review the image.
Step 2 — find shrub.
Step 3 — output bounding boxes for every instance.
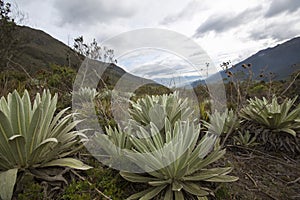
[0,90,91,200]
[199,100,210,122]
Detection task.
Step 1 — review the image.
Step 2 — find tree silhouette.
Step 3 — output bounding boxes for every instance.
[73,36,117,64]
[0,0,18,68]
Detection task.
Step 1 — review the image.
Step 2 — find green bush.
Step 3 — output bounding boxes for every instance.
[248,83,268,98]
[199,100,210,122]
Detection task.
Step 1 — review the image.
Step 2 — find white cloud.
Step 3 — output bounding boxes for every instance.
[265,0,300,18]
[53,0,138,26]
[118,49,208,80]
[11,0,300,78]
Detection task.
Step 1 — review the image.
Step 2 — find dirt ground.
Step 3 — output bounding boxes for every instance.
[218,146,300,200]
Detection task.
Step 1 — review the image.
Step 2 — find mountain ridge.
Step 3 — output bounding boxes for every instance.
[191,37,300,87]
[1,25,167,91]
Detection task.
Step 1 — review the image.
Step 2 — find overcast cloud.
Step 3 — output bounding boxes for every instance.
[120,49,208,80]
[160,0,206,25]
[12,0,300,81]
[193,6,263,38]
[265,0,300,17]
[53,0,138,26]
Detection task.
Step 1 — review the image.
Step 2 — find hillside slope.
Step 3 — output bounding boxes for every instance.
[10,25,82,72]
[232,37,300,79]
[192,37,300,87]
[2,25,167,92]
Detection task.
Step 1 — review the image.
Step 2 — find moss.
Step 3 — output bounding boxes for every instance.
[17,183,44,200]
[61,180,92,200]
[60,167,130,200]
[87,167,129,199]
[215,184,232,200]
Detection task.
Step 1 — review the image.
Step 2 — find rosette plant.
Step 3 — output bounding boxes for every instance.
[0,90,91,200]
[92,92,193,170]
[72,87,99,104]
[240,96,300,135]
[99,92,238,199]
[129,92,194,128]
[202,109,239,136]
[240,96,300,153]
[121,121,238,200]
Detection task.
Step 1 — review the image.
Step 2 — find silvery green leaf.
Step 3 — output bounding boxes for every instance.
[0,168,18,200]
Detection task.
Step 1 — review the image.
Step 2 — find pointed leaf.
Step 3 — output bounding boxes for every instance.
[140,185,166,200]
[0,168,18,200]
[41,158,92,170]
[120,171,158,183]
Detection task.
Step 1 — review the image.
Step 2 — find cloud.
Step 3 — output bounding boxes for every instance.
[131,63,200,80]
[131,59,194,78]
[194,6,262,38]
[53,0,138,26]
[265,0,300,18]
[122,50,204,79]
[16,0,300,76]
[249,19,300,41]
[131,64,174,78]
[160,0,204,25]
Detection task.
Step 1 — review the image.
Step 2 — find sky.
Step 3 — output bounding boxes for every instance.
[11,0,300,85]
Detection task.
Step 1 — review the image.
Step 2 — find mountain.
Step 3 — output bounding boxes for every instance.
[2,25,168,92]
[153,75,202,88]
[6,25,83,72]
[192,37,300,87]
[232,37,300,79]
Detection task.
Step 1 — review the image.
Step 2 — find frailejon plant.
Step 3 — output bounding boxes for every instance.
[72,87,101,134]
[97,93,238,199]
[240,96,300,153]
[93,92,192,170]
[240,96,300,136]
[203,109,239,136]
[121,121,238,200]
[202,109,240,147]
[72,87,99,104]
[129,92,194,128]
[233,130,258,147]
[0,90,92,200]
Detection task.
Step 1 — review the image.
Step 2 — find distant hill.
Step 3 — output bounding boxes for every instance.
[2,25,168,92]
[9,25,83,72]
[192,37,300,87]
[153,75,202,88]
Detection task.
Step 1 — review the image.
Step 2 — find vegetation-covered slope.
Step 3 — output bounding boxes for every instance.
[192,37,300,87]
[1,25,169,95]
